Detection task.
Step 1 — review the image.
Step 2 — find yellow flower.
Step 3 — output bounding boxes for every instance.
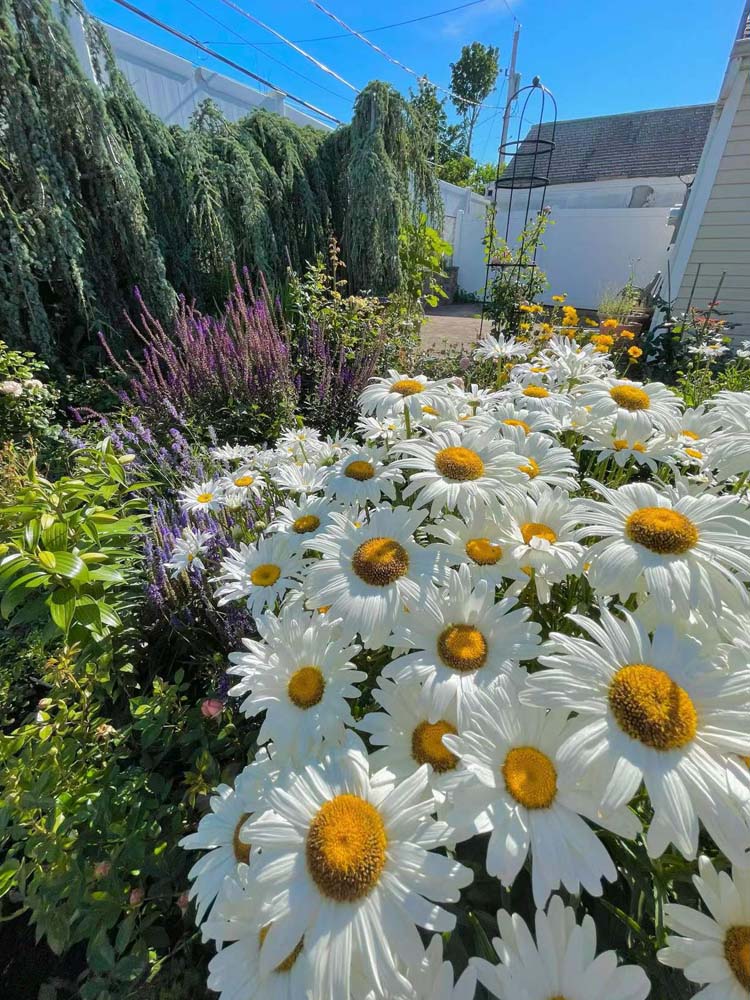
[538,323,553,336]
[628,345,643,359]
[561,305,579,327]
[594,344,610,353]
[619,330,635,340]
[592,334,614,347]
[520,321,531,331]
[584,317,599,327]
[601,318,619,329]
[551,294,567,303]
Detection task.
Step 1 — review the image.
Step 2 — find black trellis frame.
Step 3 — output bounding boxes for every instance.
[479,78,558,337]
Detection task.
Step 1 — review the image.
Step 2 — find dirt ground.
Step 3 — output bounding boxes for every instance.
[421,302,487,351]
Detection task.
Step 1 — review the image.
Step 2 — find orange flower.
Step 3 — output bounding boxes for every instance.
[601,318,619,329]
[619,330,635,340]
[628,345,643,359]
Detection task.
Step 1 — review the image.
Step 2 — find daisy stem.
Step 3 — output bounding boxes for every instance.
[403,406,412,439]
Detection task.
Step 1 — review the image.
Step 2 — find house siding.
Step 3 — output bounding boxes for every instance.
[673,73,750,337]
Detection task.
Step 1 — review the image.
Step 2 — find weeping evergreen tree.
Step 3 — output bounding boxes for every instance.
[0,0,440,364]
[0,0,175,361]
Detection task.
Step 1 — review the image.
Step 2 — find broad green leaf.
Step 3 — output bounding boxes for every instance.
[48,588,76,634]
[50,551,89,581]
[37,549,56,571]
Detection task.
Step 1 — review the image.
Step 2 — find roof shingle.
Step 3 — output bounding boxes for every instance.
[504,104,714,186]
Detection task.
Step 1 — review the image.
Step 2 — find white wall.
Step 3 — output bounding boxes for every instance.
[444,175,682,304]
[64,9,332,131]
[438,180,493,296]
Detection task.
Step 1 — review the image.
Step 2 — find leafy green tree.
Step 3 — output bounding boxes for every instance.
[449,42,500,156]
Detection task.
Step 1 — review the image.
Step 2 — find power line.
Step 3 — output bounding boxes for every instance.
[306,0,502,110]
[214,0,359,94]
[108,0,342,124]
[184,0,354,105]
[201,1,495,44]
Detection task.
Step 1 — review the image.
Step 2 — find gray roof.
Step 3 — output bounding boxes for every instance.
[505,104,714,186]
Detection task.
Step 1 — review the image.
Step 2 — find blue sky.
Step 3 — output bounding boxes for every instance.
[88,0,741,163]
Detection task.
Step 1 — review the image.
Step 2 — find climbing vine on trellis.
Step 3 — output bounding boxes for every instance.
[0,0,439,366]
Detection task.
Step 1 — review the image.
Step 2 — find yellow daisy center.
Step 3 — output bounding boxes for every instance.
[523,385,549,399]
[411,720,459,773]
[287,666,325,709]
[519,457,541,478]
[685,447,703,460]
[292,514,321,534]
[613,439,628,450]
[421,405,439,415]
[344,460,375,481]
[306,794,387,902]
[608,663,697,750]
[504,418,531,433]
[724,926,750,989]
[520,521,557,545]
[434,446,485,481]
[682,429,699,440]
[352,537,409,586]
[465,537,503,566]
[502,746,557,809]
[391,378,425,397]
[609,385,650,411]
[259,924,304,973]
[250,563,281,587]
[437,624,488,673]
[234,475,254,487]
[625,507,699,555]
[530,366,549,373]
[232,813,252,864]
[197,492,213,503]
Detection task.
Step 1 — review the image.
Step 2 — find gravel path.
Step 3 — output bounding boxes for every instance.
[421,302,486,351]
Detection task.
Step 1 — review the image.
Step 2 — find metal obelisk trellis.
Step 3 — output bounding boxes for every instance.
[479,78,558,337]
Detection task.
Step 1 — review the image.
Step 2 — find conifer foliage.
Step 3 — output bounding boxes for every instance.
[0,0,438,366]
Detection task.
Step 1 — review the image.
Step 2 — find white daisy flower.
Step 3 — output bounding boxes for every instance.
[393,425,525,520]
[415,394,473,430]
[356,935,476,1000]
[474,333,529,362]
[444,682,640,906]
[179,757,275,924]
[165,526,213,578]
[179,479,224,514]
[680,404,721,442]
[201,864,312,999]
[242,740,473,998]
[218,465,263,498]
[323,446,402,506]
[426,505,515,586]
[709,390,750,433]
[210,443,258,464]
[355,413,408,443]
[702,432,750,482]
[658,855,750,1000]
[503,425,578,494]
[498,486,585,603]
[505,381,567,412]
[304,506,435,649]
[214,533,303,617]
[266,494,341,547]
[575,377,682,437]
[522,608,750,864]
[227,606,365,761]
[535,335,615,387]
[578,481,750,617]
[472,895,650,1000]
[476,402,559,437]
[272,461,328,495]
[581,425,678,473]
[385,563,541,718]
[359,370,450,419]
[358,677,461,801]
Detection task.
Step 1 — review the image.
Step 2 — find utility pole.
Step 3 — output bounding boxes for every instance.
[498,20,521,166]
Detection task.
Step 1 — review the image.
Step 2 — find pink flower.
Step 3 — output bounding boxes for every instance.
[94,861,111,879]
[176,891,190,914]
[129,887,144,907]
[200,698,223,719]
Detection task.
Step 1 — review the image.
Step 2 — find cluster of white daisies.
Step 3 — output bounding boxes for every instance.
[174,333,750,1000]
